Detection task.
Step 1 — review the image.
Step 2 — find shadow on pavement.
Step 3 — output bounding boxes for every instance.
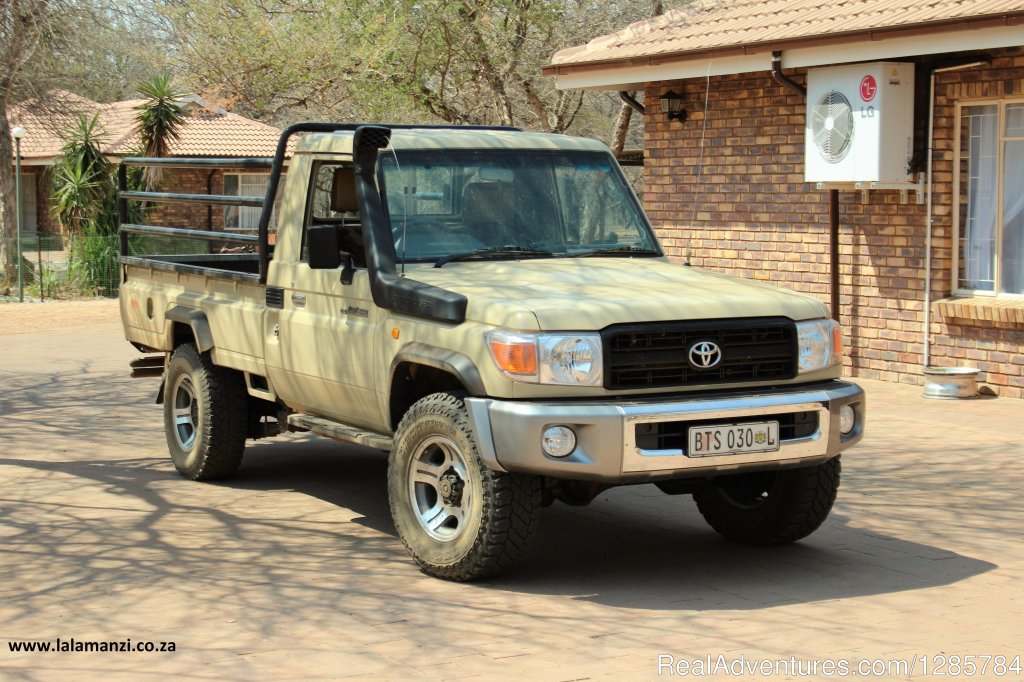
[228,439,997,611]
[0,354,997,617]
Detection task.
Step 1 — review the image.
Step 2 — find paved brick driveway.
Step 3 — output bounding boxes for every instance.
[1,301,1021,680]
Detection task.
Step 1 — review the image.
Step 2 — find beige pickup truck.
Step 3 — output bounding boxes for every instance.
[118,123,864,580]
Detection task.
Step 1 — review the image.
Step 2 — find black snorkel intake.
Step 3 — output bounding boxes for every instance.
[353,125,468,324]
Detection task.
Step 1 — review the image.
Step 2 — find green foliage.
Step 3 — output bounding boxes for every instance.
[161,0,682,136]
[136,74,185,158]
[51,113,113,237]
[68,228,120,296]
[136,74,186,188]
[50,110,149,296]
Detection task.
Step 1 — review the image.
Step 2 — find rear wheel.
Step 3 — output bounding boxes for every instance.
[163,344,247,481]
[693,457,840,545]
[388,393,542,581]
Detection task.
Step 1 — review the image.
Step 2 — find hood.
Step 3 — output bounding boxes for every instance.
[405,257,829,330]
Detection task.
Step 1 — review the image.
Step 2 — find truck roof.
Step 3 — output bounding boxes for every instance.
[294,128,610,156]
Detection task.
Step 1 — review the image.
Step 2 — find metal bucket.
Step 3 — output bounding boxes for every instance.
[923,366,980,399]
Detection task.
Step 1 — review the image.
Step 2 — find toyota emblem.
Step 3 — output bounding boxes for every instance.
[688,341,723,370]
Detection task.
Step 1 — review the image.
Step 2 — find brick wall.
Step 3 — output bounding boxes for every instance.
[643,48,1024,398]
[147,168,228,230]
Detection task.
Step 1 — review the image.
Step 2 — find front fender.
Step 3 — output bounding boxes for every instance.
[389,342,486,397]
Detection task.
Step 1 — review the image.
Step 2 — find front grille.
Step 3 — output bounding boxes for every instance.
[634,411,819,453]
[603,318,797,390]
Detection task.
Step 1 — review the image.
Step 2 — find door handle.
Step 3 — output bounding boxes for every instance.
[291,293,307,307]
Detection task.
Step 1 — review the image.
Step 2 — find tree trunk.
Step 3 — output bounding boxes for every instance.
[610,94,634,158]
[0,111,19,286]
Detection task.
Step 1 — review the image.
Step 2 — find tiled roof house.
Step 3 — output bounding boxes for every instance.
[545,0,1024,397]
[8,91,288,238]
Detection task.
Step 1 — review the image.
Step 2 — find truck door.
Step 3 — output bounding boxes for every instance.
[268,162,384,430]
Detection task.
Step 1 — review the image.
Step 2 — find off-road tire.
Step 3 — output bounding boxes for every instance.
[693,456,841,545]
[388,392,542,581]
[163,343,247,481]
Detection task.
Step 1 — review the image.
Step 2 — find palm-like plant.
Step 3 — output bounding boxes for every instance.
[135,74,185,188]
[51,113,112,242]
[52,162,104,236]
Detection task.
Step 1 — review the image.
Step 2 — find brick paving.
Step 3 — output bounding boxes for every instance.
[0,301,1021,680]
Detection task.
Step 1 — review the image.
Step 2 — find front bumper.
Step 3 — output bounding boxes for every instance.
[465,380,864,482]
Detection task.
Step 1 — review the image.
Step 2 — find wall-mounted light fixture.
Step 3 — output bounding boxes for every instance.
[660,90,687,123]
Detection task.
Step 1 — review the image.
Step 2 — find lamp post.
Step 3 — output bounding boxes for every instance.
[12,126,25,302]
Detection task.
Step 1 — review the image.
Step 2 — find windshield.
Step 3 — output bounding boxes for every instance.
[378,150,660,263]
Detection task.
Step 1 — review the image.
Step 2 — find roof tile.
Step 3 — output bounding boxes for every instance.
[9,92,286,161]
[549,0,1024,68]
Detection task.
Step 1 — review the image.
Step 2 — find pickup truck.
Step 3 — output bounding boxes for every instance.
[118,123,865,581]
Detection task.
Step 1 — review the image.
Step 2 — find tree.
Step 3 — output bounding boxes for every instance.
[1,0,166,284]
[1,0,64,283]
[50,113,112,241]
[135,74,185,187]
[160,0,683,138]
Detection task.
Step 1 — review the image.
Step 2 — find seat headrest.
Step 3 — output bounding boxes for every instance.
[463,182,512,225]
[330,167,359,213]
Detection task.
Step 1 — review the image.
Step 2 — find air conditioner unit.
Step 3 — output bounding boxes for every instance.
[804,62,915,184]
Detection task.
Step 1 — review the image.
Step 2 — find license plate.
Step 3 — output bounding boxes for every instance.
[687,421,780,457]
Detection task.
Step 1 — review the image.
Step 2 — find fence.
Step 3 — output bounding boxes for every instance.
[0,234,84,301]
[0,232,231,301]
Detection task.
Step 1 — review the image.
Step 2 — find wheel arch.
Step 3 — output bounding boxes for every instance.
[388,343,486,431]
[166,306,215,353]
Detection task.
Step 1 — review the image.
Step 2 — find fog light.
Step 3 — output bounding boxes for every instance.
[839,405,856,435]
[542,426,577,458]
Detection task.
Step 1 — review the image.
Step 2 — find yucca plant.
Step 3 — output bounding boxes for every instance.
[51,113,112,243]
[135,74,185,188]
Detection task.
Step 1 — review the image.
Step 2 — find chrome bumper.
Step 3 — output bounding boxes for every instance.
[465,381,865,482]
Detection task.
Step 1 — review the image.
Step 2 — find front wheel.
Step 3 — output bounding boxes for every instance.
[693,457,841,545]
[388,393,542,581]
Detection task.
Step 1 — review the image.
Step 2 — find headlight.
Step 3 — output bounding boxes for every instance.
[485,330,603,386]
[796,318,843,374]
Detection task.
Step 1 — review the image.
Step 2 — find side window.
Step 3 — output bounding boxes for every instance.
[225,172,283,236]
[302,162,365,266]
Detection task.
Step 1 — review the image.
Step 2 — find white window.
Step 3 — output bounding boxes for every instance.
[224,173,282,233]
[954,99,1024,295]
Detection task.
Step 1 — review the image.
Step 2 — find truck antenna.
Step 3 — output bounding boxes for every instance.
[387,146,409,276]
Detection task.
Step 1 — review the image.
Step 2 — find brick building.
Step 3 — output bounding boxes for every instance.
[545,0,1024,397]
[8,92,286,241]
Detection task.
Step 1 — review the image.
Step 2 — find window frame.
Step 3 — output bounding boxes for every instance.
[223,171,287,234]
[300,159,358,264]
[952,96,1024,298]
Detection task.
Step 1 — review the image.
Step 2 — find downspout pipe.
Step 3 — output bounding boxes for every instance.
[923,57,990,369]
[771,51,805,97]
[618,91,645,115]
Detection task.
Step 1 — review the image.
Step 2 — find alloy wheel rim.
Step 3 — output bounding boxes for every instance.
[172,375,198,451]
[407,435,475,542]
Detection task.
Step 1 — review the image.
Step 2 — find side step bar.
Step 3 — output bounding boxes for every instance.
[130,355,165,378]
[287,413,394,451]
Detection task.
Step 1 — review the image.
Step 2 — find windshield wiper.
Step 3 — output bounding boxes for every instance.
[434,246,554,268]
[572,246,660,258]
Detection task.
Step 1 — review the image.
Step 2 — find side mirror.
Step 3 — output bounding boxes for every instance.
[308,225,342,269]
